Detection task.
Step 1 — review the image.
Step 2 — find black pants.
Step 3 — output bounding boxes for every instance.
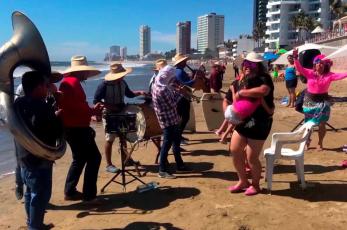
[64,127,101,200]
[177,97,190,137]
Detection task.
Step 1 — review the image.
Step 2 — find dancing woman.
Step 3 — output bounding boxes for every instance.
[228,52,274,196]
[293,49,347,150]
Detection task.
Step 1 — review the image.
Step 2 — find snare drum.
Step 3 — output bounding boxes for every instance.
[125,104,162,142]
[104,112,137,134]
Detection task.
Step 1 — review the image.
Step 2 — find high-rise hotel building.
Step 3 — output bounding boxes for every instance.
[197,13,225,54]
[139,25,151,59]
[253,0,269,30]
[265,0,331,50]
[176,21,191,55]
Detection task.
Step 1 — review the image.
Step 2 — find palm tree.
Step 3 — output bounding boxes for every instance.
[252,21,266,47]
[292,10,317,42]
[329,0,347,20]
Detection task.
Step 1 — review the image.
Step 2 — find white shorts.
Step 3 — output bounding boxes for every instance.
[224,105,243,125]
[102,118,118,142]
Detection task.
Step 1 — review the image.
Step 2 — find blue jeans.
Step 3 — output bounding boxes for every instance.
[159,124,184,172]
[21,166,52,230]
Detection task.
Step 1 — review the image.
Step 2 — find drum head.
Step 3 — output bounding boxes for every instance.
[125,105,146,143]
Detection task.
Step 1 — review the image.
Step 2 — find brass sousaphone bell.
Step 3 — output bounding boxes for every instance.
[0,11,66,160]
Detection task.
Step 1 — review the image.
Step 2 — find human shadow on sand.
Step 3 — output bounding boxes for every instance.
[272,164,343,175]
[186,138,222,145]
[271,182,347,202]
[140,161,214,174]
[138,161,238,181]
[189,149,230,157]
[48,186,200,213]
[102,221,184,230]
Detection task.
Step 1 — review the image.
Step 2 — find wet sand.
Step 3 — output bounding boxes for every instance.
[0,65,347,230]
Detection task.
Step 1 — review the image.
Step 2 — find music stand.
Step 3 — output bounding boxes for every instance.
[101,120,150,193]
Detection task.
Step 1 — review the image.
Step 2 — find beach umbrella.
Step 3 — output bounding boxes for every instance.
[263,52,279,61]
[277,48,287,54]
[272,43,338,65]
[311,26,325,34]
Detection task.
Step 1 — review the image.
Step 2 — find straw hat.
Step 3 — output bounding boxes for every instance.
[153,59,167,71]
[245,52,264,63]
[62,55,101,78]
[173,53,189,66]
[104,62,132,81]
[49,71,63,83]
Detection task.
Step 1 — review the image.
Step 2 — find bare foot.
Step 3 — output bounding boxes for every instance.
[316,145,324,151]
[214,130,222,136]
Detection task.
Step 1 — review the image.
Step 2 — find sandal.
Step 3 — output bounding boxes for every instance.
[228,182,250,193]
[244,185,261,196]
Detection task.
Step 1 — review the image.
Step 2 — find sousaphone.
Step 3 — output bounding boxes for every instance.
[0,11,66,160]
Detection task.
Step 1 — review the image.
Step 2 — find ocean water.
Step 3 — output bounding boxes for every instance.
[0,62,154,178]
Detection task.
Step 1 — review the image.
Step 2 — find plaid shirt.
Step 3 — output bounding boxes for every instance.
[152,83,181,129]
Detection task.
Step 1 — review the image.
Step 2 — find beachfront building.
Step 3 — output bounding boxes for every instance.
[176,21,191,55]
[120,47,127,60]
[231,35,257,57]
[139,25,151,59]
[253,0,269,30]
[265,0,331,50]
[110,45,120,56]
[197,13,225,55]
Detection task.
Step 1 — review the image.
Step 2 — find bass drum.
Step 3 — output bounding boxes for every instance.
[125,104,162,143]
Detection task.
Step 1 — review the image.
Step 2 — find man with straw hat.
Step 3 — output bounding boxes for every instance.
[152,64,189,179]
[148,59,167,94]
[173,53,195,146]
[94,62,146,173]
[59,55,103,202]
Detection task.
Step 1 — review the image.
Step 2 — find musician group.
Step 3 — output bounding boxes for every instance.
[14,53,218,229]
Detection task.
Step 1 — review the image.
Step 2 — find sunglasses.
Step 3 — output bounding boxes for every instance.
[241,60,258,69]
[313,58,322,65]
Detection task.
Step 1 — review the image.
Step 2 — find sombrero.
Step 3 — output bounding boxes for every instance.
[173,53,189,66]
[62,55,101,78]
[244,52,264,63]
[104,62,132,81]
[153,59,167,71]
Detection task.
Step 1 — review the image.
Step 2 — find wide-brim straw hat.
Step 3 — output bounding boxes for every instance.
[49,71,63,83]
[153,59,167,71]
[104,62,132,81]
[173,53,189,66]
[245,52,264,63]
[62,55,101,78]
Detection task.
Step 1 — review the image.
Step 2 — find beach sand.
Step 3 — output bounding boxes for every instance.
[1,65,347,230]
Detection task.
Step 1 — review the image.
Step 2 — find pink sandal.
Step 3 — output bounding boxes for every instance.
[228,182,250,193]
[341,160,347,168]
[244,185,261,196]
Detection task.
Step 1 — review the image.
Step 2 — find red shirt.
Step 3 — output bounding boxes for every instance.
[209,68,223,92]
[58,76,92,127]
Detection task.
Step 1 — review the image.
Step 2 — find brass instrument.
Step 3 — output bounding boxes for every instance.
[0,11,66,160]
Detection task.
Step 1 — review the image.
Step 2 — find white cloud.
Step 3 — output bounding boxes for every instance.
[152,31,176,44]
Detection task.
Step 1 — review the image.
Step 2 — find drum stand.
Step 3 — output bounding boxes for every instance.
[101,131,147,193]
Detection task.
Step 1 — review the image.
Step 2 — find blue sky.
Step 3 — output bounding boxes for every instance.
[0,0,253,61]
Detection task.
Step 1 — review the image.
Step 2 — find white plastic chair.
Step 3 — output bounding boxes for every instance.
[263,121,315,192]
